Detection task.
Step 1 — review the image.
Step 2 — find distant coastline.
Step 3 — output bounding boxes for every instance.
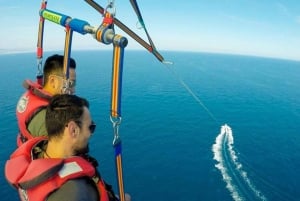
[1,48,300,63]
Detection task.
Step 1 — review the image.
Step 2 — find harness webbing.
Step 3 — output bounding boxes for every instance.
[36,0,47,85]
[84,0,165,63]
[110,34,127,201]
[63,26,73,80]
[61,25,73,94]
[114,142,125,201]
[111,42,124,118]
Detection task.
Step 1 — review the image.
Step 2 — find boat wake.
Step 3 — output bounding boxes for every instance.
[212,124,267,201]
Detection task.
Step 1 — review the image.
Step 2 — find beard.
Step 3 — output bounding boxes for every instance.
[74,143,90,155]
[74,144,99,168]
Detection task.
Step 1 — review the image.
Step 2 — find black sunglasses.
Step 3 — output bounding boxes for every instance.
[89,121,96,134]
[74,120,96,134]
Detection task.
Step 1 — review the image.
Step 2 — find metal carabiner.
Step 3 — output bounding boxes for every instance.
[110,116,122,145]
[104,0,116,16]
[37,58,43,76]
[62,79,72,94]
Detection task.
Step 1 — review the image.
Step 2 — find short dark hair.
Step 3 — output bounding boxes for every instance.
[46,94,89,138]
[43,54,76,86]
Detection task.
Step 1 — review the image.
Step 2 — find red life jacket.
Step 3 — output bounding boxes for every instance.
[16,80,52,146]
[5,137,109,201]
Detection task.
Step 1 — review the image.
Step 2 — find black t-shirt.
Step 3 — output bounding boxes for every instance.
[47,178,99,201]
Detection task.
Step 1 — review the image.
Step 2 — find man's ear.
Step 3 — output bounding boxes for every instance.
[48,75,57,89]
[66,121,78,138]
[75,127,79,136]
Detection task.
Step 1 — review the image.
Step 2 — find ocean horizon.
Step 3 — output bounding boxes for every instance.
[1,50,299,201]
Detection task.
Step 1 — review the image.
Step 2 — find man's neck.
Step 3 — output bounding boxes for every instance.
[46,138,74,158]
[43,85,56,95]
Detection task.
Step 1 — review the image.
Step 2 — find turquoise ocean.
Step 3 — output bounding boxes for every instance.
[0,51,299,201]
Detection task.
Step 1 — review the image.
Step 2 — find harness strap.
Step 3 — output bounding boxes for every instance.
[111,36,127,118]
[62,25,73,93]
[36,0,47,85]
[110,35,127,201]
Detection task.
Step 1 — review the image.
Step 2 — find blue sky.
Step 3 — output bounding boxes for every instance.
[1,0,300,61]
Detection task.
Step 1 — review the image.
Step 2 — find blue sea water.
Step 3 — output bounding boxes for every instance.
[0,50,299,201]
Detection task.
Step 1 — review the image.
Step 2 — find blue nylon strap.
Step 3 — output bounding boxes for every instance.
[111,42,127,118]
[114,140,122,156]
[114,142,125,201]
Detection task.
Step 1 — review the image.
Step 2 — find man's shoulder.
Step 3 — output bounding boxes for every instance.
[27,109,47,137]
[29,108,46,124]
[47,178,98,201]
[16,90,49,115]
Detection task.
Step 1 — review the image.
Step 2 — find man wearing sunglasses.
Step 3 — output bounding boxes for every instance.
[16,54,77,146]
[6,94,131,201]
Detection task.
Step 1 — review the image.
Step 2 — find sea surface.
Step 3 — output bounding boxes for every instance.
[0,50,299,201]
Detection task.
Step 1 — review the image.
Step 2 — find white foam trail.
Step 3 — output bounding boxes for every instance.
[212,124,267,201]
[212,124,243,201]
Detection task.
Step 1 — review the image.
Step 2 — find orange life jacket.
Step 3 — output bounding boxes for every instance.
[16,80,52,146]
[5,137,109,201]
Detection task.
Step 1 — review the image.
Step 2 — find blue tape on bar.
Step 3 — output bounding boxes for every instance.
[69,18,90,35]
